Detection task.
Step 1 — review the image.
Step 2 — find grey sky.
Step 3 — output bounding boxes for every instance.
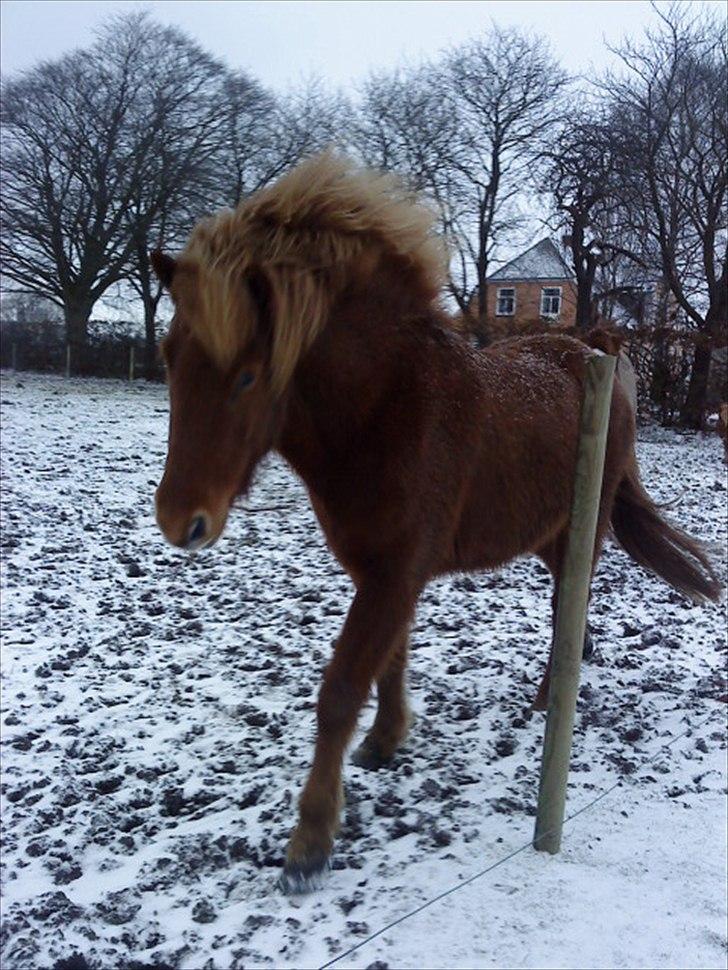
[1,0,721,301]
[1,0,722,90]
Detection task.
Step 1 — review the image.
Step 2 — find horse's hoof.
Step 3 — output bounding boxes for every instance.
[277,855,330,895]
[351,741,391,771]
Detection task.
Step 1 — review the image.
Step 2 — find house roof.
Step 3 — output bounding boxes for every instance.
[488,238,575,283]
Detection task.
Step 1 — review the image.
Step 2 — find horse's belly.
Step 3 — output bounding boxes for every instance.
[447,447,574,572]
[450,505,569,573]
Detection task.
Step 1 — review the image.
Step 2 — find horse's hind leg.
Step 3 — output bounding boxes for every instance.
[532,534,596,711]
[531,546,561,712]
[532,400,632,710]
[532,485,619,709]
[351,626,412,770]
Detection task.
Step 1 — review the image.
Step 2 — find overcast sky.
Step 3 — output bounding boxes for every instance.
[1,0,721,297]
[1,0,722,90]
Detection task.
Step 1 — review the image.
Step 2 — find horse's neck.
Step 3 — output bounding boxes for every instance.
[276,282,438,494]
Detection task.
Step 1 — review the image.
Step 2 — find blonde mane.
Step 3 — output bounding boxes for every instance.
[177,152,448,391]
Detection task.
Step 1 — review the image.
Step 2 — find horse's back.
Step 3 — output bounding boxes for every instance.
[446,332,634,573]
[487,332,592,377]
[486,333,635,428]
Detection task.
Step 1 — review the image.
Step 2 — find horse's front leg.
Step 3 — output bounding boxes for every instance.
[351,627,412,770]
[280,579,417,893]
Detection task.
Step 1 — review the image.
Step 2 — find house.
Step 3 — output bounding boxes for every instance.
[456,238,578,341]
[486,237,577,336]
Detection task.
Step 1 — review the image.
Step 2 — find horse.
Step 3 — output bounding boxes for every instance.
[151,152,720,893]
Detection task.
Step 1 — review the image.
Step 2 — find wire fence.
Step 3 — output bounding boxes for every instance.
[0,321,166,381]
[2,321,726,422]
[319,705,725,970]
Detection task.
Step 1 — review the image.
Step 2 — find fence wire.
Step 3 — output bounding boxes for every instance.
[319,705,725,970]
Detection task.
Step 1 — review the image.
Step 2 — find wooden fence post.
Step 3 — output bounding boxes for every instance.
[129,344,135,381]
[533,352,616,854]
[65,343,71,378]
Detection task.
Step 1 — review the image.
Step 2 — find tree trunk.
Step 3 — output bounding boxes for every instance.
[649,334,671,424]
[576,276,594,332]
[680,340,712,429]
[63,299,92,374]
[134,241,163,380]
[476,282,490,347]
[143,297,158,380]
[569,222,596,333]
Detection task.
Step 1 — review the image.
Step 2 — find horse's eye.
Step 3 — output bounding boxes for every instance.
[233,372,255,396]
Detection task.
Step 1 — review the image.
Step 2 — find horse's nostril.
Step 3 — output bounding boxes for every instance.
[186,515,207,548]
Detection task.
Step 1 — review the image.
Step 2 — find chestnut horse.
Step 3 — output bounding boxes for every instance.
[151,154,720,892]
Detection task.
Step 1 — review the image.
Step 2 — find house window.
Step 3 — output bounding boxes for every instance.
[496,287,516,316]
[541,286,562,317]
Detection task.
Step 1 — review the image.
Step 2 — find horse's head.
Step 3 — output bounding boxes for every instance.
[151,250,281,551]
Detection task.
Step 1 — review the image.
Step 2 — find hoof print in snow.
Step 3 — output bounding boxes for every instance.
[26,838,50,858]
[494,735,518,758]
[51,862,83,885]
[191,899,217,923]
[641,628,663,648]
[245,913,274,931]
[430,827,452,847]
[96,889,142,925]
[338,891,364,915]
[53,953,91,970]
[31,891,84,926]
[160,787,186,816]
[95,775,123,795]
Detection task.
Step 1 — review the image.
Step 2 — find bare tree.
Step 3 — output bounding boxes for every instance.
[122,58,275,377]
[2,46,127,355]
[353,28,568,340]
[352,65,464,315]
[542,106,625,329]
[606,4,727,426]
[353,67,456,188]
[212,70,279,208]
[130,71,346,376]
[268,79,351,184]
[442,28,569,338]
[0,13,231,369]
[212,75,350,208]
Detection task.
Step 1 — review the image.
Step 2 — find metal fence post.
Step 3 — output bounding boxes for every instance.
[65,343,71,378]
[533,352,616,854]
[11,342,17,372]
[129,344,135,381]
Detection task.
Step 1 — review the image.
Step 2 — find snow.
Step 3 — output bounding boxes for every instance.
[1,371,726,970]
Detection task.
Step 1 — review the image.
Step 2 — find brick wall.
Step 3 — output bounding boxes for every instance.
[486,279,578,337]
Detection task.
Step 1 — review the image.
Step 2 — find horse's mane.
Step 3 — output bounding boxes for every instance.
[178,152,447,390]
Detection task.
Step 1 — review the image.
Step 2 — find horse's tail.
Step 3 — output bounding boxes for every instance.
[611,462,722,603]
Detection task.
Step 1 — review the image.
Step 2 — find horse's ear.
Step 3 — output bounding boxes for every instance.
[150,250,177,289]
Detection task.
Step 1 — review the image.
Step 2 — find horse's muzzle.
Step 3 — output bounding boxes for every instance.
[155,484,227,551]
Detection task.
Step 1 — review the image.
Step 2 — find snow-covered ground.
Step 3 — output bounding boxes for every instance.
[1,371,726,970]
